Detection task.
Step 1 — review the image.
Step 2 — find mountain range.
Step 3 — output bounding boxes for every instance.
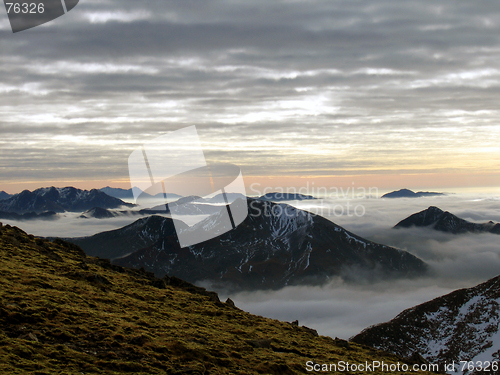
[70,199,427,291]
[3,187,499,373]
[0,187,133,214]
[257,192,316,201]
[395,206,500,235]
[382,189,445,198]
[99,186,182,200]
[0,222,436,374]
[206,192,247,204]
[79,195,232,220]
[352,274,500,373]
[79,207,133,219]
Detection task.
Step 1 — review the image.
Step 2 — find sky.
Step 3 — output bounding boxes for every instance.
[1,0,500,194]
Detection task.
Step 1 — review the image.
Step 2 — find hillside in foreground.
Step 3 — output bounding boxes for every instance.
[0,223,434,374]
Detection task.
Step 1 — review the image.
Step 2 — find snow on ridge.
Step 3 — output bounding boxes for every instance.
[268,202,313,238]
[342,230,368,248]
[416,288,500,373]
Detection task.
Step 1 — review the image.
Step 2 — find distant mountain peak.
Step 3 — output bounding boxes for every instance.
[395,206,500,235]
[426,205,443,213]
[100,186,183,201]
[79,207,116,219]
[0,191,12,200]
[171,195,205,205]
[382,189,445,198]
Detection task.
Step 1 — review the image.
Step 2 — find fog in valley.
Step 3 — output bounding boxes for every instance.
[2,192,500,339]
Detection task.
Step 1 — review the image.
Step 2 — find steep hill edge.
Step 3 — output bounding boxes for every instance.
[0,222,434,374]
[352,275,500,374]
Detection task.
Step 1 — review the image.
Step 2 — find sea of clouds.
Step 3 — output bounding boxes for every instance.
[227,193,500,338]
[2,192,500,339]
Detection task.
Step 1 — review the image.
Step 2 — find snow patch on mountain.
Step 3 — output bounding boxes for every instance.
[352,275,500,374]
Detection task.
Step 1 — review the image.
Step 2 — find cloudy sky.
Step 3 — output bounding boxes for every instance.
[1,0,500,193]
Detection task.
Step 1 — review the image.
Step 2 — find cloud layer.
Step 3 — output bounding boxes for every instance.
[2,0,500,187]
[226,194,500,338]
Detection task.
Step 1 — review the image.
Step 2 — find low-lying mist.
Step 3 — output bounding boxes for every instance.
[224,278,455,340]
[224,193,500,339]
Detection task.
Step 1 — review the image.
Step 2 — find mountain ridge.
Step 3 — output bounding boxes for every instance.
[0,210,57,221]
[382,189,445,198]
[257,192,316,201]
[100,186,182,201]
[394,206,500,234]
[0,191,11,200]
[352,274,500,373]
[0,187,134,214]
[70,199,428,291]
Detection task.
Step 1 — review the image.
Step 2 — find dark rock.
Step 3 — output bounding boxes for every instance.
[301,326,319,337]
[246,339,272,348]
[86,274,112,285]
[151,278,166,289]
[335,338,350,349]
[407,352,428,365]
[163,276,221,303]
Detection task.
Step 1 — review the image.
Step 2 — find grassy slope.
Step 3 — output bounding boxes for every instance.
[0,223,433,374]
